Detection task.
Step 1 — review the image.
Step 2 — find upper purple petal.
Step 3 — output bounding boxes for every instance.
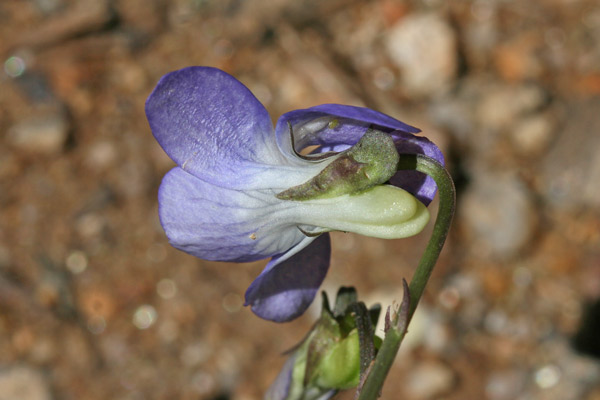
[245,234,331,322]
[274,104,421,157]
[274,104,444,205]
[146,67,286,189]
[158,167,306,262]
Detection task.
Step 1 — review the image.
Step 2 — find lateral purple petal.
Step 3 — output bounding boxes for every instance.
[392,130,445,206]
[245,234,331,322]
[158,167,306,262]
[146,67,284,189]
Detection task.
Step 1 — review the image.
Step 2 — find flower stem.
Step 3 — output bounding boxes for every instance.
[356,154,456,400]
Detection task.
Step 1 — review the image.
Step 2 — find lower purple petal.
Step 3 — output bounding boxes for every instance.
[245,234,331,322]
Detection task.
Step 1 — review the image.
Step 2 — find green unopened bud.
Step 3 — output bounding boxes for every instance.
[265,289,382,400]
[313,329,361,390]
[277,130,399,201]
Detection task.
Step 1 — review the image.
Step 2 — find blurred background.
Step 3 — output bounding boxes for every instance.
[1,0,600,399]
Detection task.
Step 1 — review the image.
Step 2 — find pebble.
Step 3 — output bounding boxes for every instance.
[404,361,455,399]
[116,160,153,198]
[7,112,69,155]
[189,371,216,396]
[399,305,450,355]
[8,0,113,49]
[477,83,547,132]
[0,150,20,180]
[32,0,65,14]
[463,5,498,68]
[428,95,474,143]
[460,170,536,259]
[485,370,527,400]
[430,78,550,156]
[542,99,600,210]
[493,33,544,82]
[524,338,600,400]
[85,141,118,171]
[180,342,212,368]
[0,245,10,269]
[385,13,457,97]
[510,113,554,156]
[0,367,51,400]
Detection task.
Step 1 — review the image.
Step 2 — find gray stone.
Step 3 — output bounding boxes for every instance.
[428,95,475,143]
[405,361,455,399]
[8,112,69,155]
[385,13,457,97]
[0,367,51,400]
[85,141,118,171]
[477,83,547,131]
[531,339,600,400]
[460,170,536,259]
[510,113,554,156]
[486,370,527,400]
[541,98,600,210]
[430,78,550,158]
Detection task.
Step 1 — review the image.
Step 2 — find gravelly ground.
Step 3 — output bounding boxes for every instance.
[1,1,600,399]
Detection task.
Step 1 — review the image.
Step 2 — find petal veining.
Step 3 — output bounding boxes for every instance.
[158,167,306,262]
[146,67,313,189]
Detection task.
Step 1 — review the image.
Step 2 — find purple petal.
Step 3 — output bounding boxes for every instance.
[391,130,445,206]
[245,234,331,322]
[274,104,421,156]
[265,354,296,400]
[146,67,285,189]
[275,104,444,205]
[158,167,306,262]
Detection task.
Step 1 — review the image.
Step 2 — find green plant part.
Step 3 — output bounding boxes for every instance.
[277,129,400,201]
[313,329,361,390]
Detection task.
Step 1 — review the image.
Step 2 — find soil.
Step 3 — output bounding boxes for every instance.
[1,1,599,399]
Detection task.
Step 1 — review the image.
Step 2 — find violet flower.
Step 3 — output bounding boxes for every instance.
[146,67,443,322]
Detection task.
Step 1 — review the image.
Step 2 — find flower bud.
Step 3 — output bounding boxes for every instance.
[312,329,360,389]
[265,288,381,400]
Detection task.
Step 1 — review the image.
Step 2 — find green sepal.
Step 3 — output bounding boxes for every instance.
[277,130,399,201]
[304,301,342,386]
[313,329,361,390]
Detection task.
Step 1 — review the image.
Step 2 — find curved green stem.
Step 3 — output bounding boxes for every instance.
[356,154,456,400]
